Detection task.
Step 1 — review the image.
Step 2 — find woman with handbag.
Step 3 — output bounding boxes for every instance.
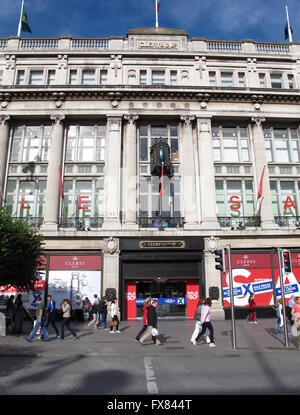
[135,297,151,343]
[110,298,120,333]
[193,298,216,347]
[139,300,161,345]
[191,298,210,345]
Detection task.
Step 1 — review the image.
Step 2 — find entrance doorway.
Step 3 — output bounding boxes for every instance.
[136,280,186,317]
[124,279,199,319]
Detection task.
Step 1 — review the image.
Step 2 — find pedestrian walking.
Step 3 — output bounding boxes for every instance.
[190,298,210,345]
[14,294,25,334]
[139,299,161,345]
[88,296,98,328]
[60,299,77,340]
[248,293,257,324]
[193,298,216,347]
[110,297,120,333]
[26,295,49,342]
[82,297,92,321]
[271,298,283,337]
[74,295,84,322]
[291,296,300,322]
[96,296,108,329]
[5,295,15,333]
[287,295,296,326]
[135,297,151,343]
[45,295,60,338]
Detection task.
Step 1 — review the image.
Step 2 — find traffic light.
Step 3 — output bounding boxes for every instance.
[215,249,225,273]
[282,250,292,273]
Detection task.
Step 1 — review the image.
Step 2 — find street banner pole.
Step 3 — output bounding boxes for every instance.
[227,244,237,350]
[277,247,289,348]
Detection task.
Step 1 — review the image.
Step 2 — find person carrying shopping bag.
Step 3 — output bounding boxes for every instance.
[135,297,151,343]
[191,298,210,345]
[139,300,161,346]
[193,298,216,347]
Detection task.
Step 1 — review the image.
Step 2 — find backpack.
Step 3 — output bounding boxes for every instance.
[97,300,105,313]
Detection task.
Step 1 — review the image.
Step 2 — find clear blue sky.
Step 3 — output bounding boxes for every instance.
[0,0,298,42]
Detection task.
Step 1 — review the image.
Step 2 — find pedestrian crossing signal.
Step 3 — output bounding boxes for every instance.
[215,249,225,273]
[282,250,292,273]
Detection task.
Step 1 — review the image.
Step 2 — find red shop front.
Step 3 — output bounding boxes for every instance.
[124,279,200,319]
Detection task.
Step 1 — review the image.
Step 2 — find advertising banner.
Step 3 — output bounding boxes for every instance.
[125,281,136,319]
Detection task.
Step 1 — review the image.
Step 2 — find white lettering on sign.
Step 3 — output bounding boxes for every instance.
[127,291,136,301]
[138,41,178,49]
[187,290,198,300]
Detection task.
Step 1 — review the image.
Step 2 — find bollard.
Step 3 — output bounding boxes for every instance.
[0,312,6,336]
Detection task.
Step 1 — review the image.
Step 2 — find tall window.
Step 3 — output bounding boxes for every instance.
[69,70,77,85]
[140,70,147,85]
[212,125,250,163]
[264,127,300,163]
[270,180,299,217]
[16,70,25,85]
[209,71,216,86]
[100,70,107,85]
[66,124,106,162]
[139,124,180,218]
[216,179,255,217]
[47,70,56,85]
[5,179,46,219]
[10,125,51,162]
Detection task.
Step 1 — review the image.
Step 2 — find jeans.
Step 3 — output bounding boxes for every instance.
[249,310,256,322]
[136,325,148,341]
[96,312,107,329]
[273,317,281,335]
[27,319,49,342]
[195,322,214,344]
[45,312,59,336]
[60,318,76,339]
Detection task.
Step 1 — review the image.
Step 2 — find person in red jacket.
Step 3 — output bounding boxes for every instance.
[248,293,257,324]
[135,297,151,343]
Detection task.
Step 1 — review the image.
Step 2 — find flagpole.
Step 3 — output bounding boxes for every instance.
[286,5,293,43]
[155,0,158,28]
[17,0,24,37]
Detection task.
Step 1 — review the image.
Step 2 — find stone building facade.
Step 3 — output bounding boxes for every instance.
[1,27,300,319]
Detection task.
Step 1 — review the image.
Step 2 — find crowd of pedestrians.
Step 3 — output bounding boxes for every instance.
[3,292,300,349]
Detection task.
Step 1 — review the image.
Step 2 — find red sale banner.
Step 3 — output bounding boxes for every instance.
[186,280,199,318]
[125,281,136,319]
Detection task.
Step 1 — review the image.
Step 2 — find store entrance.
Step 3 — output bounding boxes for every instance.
[136,280,186,317]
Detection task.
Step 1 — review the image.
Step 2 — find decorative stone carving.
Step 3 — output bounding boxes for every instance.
[180,114,195,125]
[124,114,138,124]
[5,55,15,70]
[103,237,119,254]
[206,236,219,253]
[251,116,265,128]
[57,54,68,70]
[50,114,65,124]
[0,114,10,125]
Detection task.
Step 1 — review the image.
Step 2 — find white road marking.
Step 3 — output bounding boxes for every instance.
[144,357,159,394]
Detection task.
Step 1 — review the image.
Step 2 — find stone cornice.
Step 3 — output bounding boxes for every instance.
[1,86,300,105]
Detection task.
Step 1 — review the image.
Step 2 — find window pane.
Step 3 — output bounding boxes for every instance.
[100,70,107,85]
[16,70,25,85]
[221,72,233,87]
[82,70,95,85]
[29,71,43,85]
[140,70,147,85]
[69,70,77,85]
[270,74,282,88]
[152,71,165,85]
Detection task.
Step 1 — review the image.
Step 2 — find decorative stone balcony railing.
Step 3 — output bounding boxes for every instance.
[274,216,300,227]
[217,216,261,229]
[11,216,44,228]
[138,216,184,229]
[0,36,295,56]
[58,216,103,230]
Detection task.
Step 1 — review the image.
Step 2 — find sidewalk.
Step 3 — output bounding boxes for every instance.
[0,318,298,358]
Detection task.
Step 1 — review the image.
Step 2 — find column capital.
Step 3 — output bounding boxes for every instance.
[50,114,65,124]
[124,114,139,125]
[0,114,10,125]
[251,116,266,128]
[180,114,195,125]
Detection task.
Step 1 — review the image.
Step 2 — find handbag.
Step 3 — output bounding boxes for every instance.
[151,328,158,336]
[110,321,117,327]
[291,322,299,337]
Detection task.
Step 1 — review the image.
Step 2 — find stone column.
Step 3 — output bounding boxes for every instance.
[251,116,276,229]
[197,117,220,229]
[42,114,65,231]
[123,114,139,229]
[180,115,198,228]
[102,238,120,315]
[102,115,122,229]
[0,115,10,206]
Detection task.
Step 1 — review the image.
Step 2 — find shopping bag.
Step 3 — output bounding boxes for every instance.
[151,328,158,336]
